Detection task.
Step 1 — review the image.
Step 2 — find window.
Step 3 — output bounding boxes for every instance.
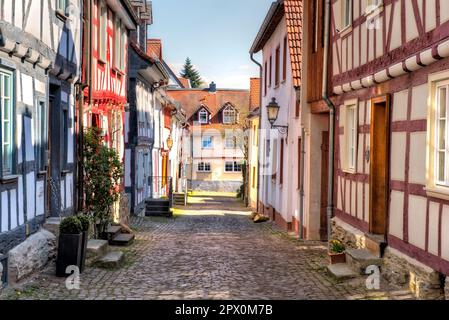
[62,109,68,169]
[367,0,382,11]
[197,162,211,172]
[225,136,236,149]
[114,17,125,71]
[264,61,268,96]
[269,55,272,88]
[312,0,318,53]
[252,166,256,188]
[0,70,13,175]
[272,139,278,180]
[342,0,352,30]
[345,104,357,171]
[223,105,236,124]
[225,161,242,172]
[198,109,208,124]
[35,100,47,172]
[275,45,280,87]
[201,136,213,149]
[436,85,448,186]
[283,36,287,81]
[57,0,67,11]
[99,1,107,62]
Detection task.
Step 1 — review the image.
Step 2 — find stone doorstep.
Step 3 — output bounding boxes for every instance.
[42,217,63,237]
[327,263,358,280]
[86,239,109,265]
[109,233,135,246]
[346,249,383,274]
[95,251,124,269]
[364,234,387,258]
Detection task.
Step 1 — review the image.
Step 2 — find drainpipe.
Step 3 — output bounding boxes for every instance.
[250,53,263,214]
[299,126,305,239]
[322,0,335,246]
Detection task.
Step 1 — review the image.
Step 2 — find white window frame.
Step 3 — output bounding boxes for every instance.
[223,105,236,124]
[197,162,211,172]
[341,0,352,31]
[201,135,213,149]
[224,161,242,173]
[342,100,358,173]
[114,17,125,71]
[198,109,208,124]
[99,1,107,63]
[224,136,236,149]
[0,69,13,176]
[427,72,449,200]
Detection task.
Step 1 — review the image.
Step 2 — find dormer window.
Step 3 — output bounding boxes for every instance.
[223,105,237,124]
[198,109,208,124]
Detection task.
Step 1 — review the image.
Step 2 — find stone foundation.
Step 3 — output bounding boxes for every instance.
[189,180,242,192]
[7,229,56,284]
[332,217,445,299]
[382,247,444,299]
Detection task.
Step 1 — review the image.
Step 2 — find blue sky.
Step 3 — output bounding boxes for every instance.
[148,0,274,89]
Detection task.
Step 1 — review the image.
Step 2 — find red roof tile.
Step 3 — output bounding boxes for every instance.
[284,0,302,87]
[249,78,261,110]
[147,39,162,60]
[178,77,191,88]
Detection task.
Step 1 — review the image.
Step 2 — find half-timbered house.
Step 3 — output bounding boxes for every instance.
[328,0,449,298]
[0,0,81,284]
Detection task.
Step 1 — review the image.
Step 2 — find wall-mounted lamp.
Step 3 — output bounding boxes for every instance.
[266,97,288,135]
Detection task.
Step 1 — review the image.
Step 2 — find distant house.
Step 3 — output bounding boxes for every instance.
[168,83,250,192]
[247,78,261,210]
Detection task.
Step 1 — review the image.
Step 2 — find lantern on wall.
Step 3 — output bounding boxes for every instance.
[266,97,288,135]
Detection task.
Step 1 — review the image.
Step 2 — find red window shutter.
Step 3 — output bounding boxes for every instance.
[275,46,280,86]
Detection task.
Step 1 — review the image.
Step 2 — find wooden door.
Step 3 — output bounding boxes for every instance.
[320,131,329,240]
[369,95,390,235]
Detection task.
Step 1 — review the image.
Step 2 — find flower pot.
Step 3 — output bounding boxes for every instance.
[328,251,346,264]
[56,233,83,277]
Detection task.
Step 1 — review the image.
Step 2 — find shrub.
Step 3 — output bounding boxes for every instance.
[236,184,244,199]
[329,239,345,254]
[60,216,83,235]
[77,214,91,232]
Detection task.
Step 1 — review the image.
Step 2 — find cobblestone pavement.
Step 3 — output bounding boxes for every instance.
[1,193,414,300]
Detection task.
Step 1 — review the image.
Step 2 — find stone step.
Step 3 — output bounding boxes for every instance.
[109,233,135,246]
[105,225,122,240]
[42,217,62,238]
[145,210,173,217]
[346,249,383,274]
[146,199,170,206]
[327,263,358,280]
[364,234,387,258]
[146,205,170,211]
[86,239,109,265]
[96,251,124,269]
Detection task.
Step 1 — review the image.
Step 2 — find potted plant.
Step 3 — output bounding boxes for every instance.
[328,239,346,264]
[56,216,84,277]
[77,214,91,273]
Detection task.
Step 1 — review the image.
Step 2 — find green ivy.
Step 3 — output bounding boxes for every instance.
[83,127,123,239]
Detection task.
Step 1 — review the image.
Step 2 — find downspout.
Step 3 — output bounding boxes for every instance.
[299,126,305,239]
[322,0,335,245]
[250,53,263,214]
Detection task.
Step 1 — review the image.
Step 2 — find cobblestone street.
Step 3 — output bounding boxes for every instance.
[1,193,413,300]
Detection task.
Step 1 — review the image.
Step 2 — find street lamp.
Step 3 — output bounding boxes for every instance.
[266,97,288,134]
[166,134,173,151]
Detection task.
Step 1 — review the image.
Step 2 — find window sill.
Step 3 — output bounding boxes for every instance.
[339,25,352,38]
[342,168,357,174]
[0,175,20,184]
[98,58,107,66]
[425,185,449,201]
[61,170,70,177]
[113,67,125,76]
[37,171,47,178]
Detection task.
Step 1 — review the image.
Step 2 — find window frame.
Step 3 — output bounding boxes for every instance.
[197,162,211,172]
[275,45,280,87]
[283,36,287,81]
[342,99,358,173]
[341,0,353,31]
[224,161,242,173]
[98,1,107,63]
[0,69,14,176]
[268,55,272,88]
[198,109,208,124]
[222,105,237,124]
[35,99,47,172]
[201,135,213,149]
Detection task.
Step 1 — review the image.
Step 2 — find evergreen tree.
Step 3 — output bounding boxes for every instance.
[180,57,203,88]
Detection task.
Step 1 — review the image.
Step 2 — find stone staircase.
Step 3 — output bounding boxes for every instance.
[145,198,172,217]
[173,192,187,206]
[327,248,383,279]
[104,225,135,246]
[86,239,124,268]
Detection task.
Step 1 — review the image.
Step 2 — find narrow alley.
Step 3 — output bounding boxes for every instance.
[1,193,412,300]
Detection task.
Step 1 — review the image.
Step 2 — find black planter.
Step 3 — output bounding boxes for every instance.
[56,233,83,277]
[79,231,89,273]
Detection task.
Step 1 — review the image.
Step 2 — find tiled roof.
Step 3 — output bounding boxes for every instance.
[178,77,191,88]
[147,39,162,60]
[250,0,303,88]
[249,78,260,110]
[284,0,302,87]
[167,88,250,121]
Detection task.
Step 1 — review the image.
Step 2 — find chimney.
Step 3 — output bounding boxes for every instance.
[209,82,216,93]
